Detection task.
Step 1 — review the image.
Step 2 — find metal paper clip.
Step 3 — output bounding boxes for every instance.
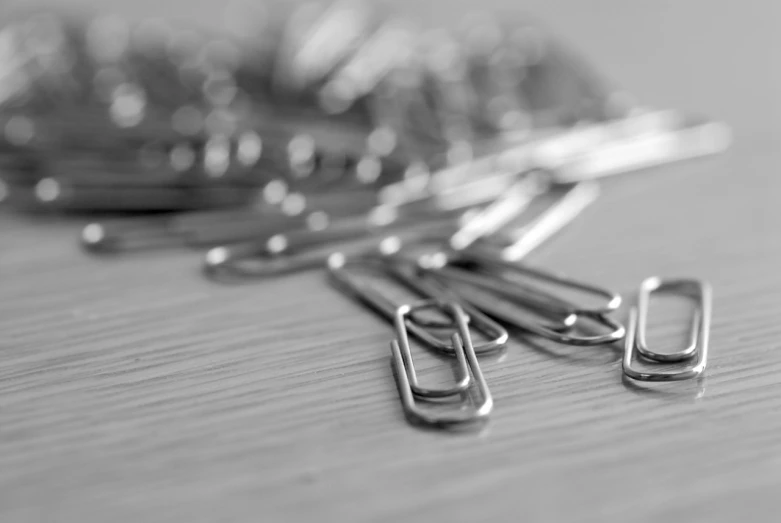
[446,179,618,315]
[202,201,464,278]
[202,160,527,278]
[327,251,508,355]
[429,254,620,317]
[393,302,470,398]
[423,263,623,346]
[623,277,712,381]
[392,301,492,427]
[412,181,623,345]
[81,188,379,253]
[371,180,612,337]
[81,208,304,253]
[382,233,578,333]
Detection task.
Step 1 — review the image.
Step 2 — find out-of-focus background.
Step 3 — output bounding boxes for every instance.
[1,1,780,522]
[6,0,777,138]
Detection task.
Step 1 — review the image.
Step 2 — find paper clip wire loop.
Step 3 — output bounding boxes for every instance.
[392,302,493,427]
[623,277,712,382]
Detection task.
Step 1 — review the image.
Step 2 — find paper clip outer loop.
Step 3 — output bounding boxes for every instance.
[392,304,493,427]
[623,277,712,382]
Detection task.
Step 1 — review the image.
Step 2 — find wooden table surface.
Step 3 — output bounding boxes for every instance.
[1,1,780,522]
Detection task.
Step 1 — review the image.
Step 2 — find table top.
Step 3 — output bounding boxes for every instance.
[1,1,780,522]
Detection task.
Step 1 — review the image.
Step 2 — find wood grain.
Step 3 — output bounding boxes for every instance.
[1,1,780,522]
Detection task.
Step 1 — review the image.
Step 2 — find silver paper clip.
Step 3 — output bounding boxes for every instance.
[414,181,624,345]
[202,203,463,279]
[392,301,493,427]
[623,277,712,381]
[201,162,539,278]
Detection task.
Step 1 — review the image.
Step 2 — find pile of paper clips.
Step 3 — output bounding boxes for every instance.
[0,2,728,429]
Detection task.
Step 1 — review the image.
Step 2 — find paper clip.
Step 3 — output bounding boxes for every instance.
[81,209,306,253]
[412,181,623,345]
[444,179,615,316]
[201,164,526,278]
[623,277,712,381]
[444,248,621,316]
[203,205,461,279]
[392,301,493,427]
[327,252,508,355]
[374,230,583,336]
[80,188,380,253]
[422,263,623,346]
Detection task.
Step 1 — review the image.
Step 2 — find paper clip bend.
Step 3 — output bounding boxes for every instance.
[623,277,712,382]
[392,302,493,427]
